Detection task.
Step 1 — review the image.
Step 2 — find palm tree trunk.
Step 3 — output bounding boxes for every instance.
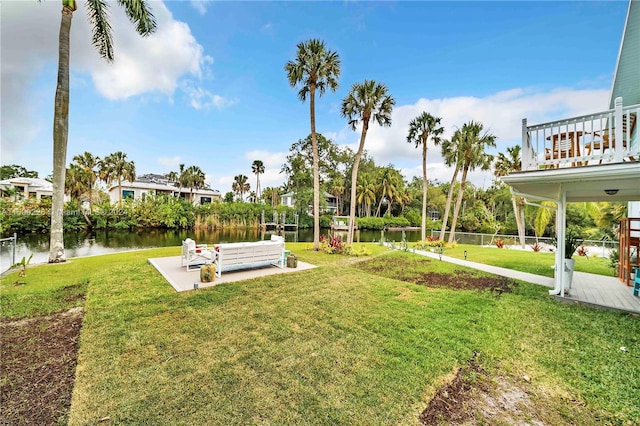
[513,196,526,247]
[421,142,428,241]
[49,5,74,263]
[88,181,93,213]
[448,165,469,244]
[309,85,320,251]
[348,121,369,244]
[439,166,459,241]
[117,178,123,206]
[386,196,393,216]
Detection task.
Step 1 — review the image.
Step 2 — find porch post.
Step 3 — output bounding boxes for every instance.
[550,186,566,296]
[521,118,530,170]
[614,97,624,162]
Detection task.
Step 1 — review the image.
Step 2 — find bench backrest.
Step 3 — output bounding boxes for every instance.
[215,240,283,267]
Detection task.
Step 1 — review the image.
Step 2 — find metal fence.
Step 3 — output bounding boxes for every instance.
[430,230,618,258]
[0,233,17,273]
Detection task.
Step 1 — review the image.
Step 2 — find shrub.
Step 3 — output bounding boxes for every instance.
[495,238,505,248]
[576,245,589,257]
[531,242,542,252]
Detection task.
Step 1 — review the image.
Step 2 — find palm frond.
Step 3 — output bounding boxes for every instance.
[117,0,157,36]
[86,0,114,61]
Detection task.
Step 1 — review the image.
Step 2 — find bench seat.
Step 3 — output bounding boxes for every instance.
[213,236,285,277]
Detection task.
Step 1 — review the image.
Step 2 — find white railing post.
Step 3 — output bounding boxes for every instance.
[614,97,624,162]
[521,118,531,170]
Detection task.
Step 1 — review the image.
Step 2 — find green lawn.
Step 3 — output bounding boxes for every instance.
[426,244,615,278]
[1,244,638,425]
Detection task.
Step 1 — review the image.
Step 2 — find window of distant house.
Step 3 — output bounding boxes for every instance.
[200,197,212,204]
[429,210,440,221]
[122,190,135,199]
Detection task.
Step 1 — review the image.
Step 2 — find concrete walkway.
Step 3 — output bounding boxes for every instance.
[404,247,640,314]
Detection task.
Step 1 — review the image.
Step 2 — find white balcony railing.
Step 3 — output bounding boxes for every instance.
[522,97,640,171]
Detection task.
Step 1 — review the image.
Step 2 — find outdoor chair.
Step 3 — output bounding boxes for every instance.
[181,238,213,271]
[585,113,637,162]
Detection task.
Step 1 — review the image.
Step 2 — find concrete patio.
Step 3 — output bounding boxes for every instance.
[148,256,317,292]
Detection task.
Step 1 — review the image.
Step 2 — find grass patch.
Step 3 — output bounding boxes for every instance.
[438,244,613,277]
[2,245,639,424]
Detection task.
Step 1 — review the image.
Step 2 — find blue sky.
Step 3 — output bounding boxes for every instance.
[1,1,629,194]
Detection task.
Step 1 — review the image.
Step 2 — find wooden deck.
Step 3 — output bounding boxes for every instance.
[556,271,640,314]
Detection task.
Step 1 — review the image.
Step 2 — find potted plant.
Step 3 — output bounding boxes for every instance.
[553,230,582,290]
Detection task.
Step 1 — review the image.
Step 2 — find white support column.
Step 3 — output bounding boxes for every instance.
[550,185,566,296]
[521,118,530,170]
[614,97,624,162]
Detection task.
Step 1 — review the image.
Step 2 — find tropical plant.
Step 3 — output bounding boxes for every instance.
[251,160,265,200]
[100,152,136,206]
[448,121,496,243]
[65,163,87,202]
[48,0,156,263]
[356,174,376,217]
[552,230,583,259]
[184,165,205,201]
[341,79,395,243]
[494,145,526,247]
[12,253,34,278]
[407,112,444,241]
[375,166,402,217]
[72,151,100,213]
[232,175,250,201]
[286,39,341,251]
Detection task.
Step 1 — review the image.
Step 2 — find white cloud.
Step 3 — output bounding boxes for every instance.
[157,156,182,168]
[0,1,216,160]
[183,84,238,110]
[190,0,211,15]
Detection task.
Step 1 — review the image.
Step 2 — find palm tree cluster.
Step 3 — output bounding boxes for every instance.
[66,151,136,208]
[173,164,206,202]
[232,174,250,201]
[287,40,397,245]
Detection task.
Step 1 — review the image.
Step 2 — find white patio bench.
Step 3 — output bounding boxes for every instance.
[212,235,285,277]
[181,238,214,271]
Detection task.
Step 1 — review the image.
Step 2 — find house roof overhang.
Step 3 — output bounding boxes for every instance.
[501,163,640,203]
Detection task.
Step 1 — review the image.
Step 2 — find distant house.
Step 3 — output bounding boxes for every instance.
[108,174,221,205]
[0,177,57,201]
[280,191,338,214]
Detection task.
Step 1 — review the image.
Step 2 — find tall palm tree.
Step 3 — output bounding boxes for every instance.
[72,151,100,213]
[100,151,136,206]
[49,0,156,263]
[329,176,345,215]
[375,166,401,217]
[448,121,496,244]
[185,165,205,202]
[494,145,526,247]
[286,39,341,251]
[439,132,463,241]
[176,163,188,200]
[232,174,250,201]
[65,163,86,202]
[407,112,444,241]
[356,174,376,217]
[251,160,265,200]
[341,80,395,243]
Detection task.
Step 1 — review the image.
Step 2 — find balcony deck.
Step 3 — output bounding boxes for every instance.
[522,98,639,171]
